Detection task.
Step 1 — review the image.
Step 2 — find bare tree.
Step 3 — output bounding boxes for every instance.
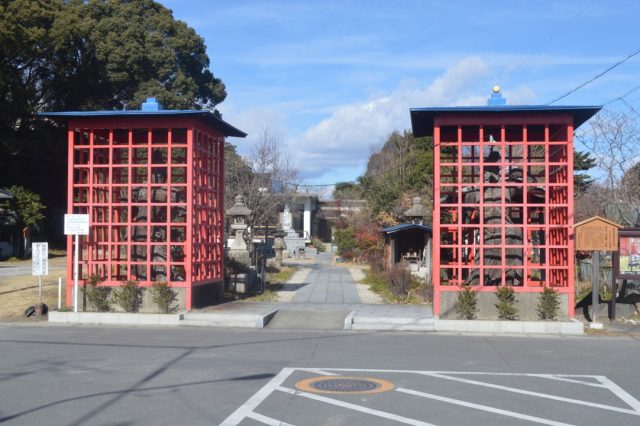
[224,129,300,241]
[576,110,640,226]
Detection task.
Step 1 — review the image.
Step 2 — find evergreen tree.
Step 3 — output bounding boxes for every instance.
[0,0,227,243]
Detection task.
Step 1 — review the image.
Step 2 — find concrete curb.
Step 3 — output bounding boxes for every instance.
[48,311,183,326]
[433,317,584,335]
[181,309,279,328]
[345,310,435,331]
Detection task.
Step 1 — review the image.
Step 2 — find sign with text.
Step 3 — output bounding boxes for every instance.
[64,214,89,235]
[574,216,621,251]
[32,242,48,276]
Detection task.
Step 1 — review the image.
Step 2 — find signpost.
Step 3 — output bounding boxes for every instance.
[64,214,89,313]
[32,242,48,304]
[574,216,622,327]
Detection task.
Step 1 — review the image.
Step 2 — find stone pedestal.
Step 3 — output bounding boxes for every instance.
[228,270,257,294]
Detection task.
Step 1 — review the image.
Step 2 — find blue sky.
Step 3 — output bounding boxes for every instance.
[162,0,640,189]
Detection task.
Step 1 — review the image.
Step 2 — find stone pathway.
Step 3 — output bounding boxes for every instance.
[276,252,363,304]
[188,253,433,331]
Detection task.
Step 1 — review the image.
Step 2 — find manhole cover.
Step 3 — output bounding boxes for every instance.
[295,376,395,394]
[312,378,379,392]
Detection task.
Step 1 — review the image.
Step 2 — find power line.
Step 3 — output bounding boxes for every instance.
[547,47,640,104]
[620,98,640,119]
[603,82,640,106]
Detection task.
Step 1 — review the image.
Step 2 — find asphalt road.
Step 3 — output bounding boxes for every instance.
[0,257,66,278]
[1,325,639,425]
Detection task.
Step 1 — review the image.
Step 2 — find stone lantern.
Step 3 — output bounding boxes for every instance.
[273,227,287,268]
[404,196,429,225]
[226,194,252,266]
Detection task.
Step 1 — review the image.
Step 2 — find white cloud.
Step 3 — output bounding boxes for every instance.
[288,56,494,181]
[221,56,540,184]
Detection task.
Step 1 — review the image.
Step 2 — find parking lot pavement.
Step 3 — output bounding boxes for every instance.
[222,367,640,426]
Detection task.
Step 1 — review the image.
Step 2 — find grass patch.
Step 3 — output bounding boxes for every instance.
[267,266,297,284]
[361,270,393,302]
[360,269,431,304]
[246,283,284,302]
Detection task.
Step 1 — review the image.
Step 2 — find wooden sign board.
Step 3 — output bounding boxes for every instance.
[574,216,622,251]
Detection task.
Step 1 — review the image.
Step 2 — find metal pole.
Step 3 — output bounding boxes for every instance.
[58,277,62,310]
[592,251,600,323]
[38,276,42,304]
[74,233,79,313]
[262,220,269,293]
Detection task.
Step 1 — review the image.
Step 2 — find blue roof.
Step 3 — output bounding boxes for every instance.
[382,223,432,234]
[410,105,601,137]
[39,109,247,138]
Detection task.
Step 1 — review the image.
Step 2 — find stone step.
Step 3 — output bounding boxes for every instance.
[266,309,350,330]
[182,309,277,328]
[348,314,435,331]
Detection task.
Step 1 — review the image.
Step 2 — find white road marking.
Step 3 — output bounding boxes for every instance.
[247,412,295,426]
[420,372,640,416]
[223,368,640,425]
[535,374,606,388]
[396,387,574,426]
[220,368,295,426]
[277,386,436,426]
[300,368,341,376]
[596,375,640,412]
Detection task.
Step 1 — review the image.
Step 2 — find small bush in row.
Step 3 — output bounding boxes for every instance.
[495,286,518,320]
[82,276,177,313]
[456,284,477,319]
[86,274,111,311]
[456,285,561,320]
[112,280,143,312]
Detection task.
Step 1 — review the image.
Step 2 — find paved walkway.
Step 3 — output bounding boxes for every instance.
[290,252,361,304]
[188,253,433,331]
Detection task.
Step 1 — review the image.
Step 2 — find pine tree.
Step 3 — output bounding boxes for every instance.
[536,286,560,320]
[456,284,478,320]
[495,286,518,320]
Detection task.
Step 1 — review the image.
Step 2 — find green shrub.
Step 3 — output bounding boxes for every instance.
[456,284,477,319]
[311,238,326,252]
[495,286,518,320]
[151,282,178,313]
[333,227,356,255]
[84,274,111,311]
[112,280,143,312]
[537,286,560,320]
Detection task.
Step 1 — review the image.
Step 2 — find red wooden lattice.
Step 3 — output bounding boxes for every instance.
[65,118,225,310]
[432,113,574,315]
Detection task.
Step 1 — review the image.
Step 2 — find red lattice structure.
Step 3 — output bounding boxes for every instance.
[42,99,246,310]
[411,97,600,318]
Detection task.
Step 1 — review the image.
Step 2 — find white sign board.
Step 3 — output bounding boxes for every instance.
[32,242,48,276]
[64,214,90,235]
